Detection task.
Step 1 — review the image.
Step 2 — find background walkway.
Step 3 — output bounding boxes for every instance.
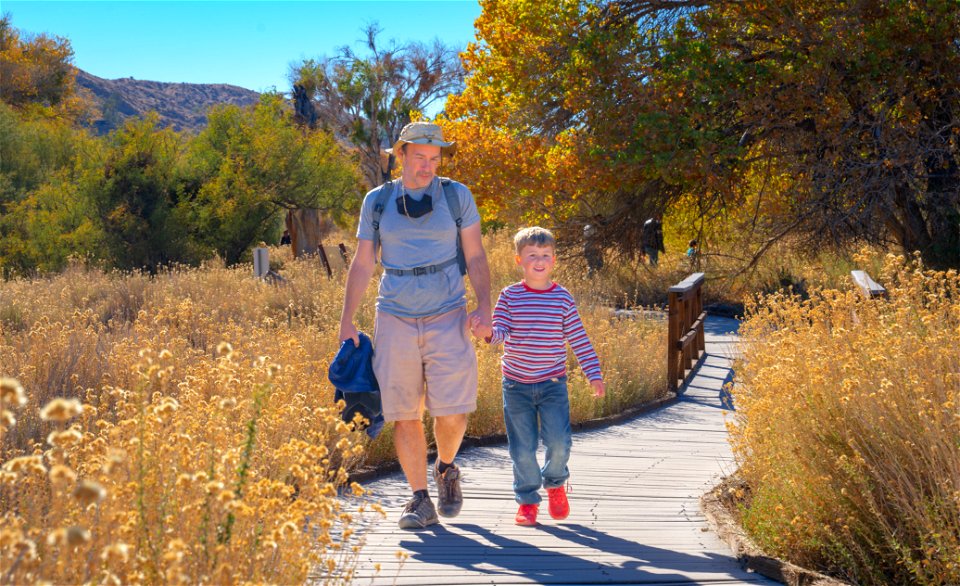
[341,317,777,585]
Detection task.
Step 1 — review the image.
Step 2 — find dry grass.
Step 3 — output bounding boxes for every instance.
[729,251,960,585]
[0,230,665,584]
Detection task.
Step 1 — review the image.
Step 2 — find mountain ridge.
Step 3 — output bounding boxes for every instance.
[76,69,261,134]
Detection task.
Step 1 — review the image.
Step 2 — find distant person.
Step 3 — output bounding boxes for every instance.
[641,213,665,267]
[280,230,292,246]
[474,226,605,527]
[686,239,700,268]
[583,216,604,277]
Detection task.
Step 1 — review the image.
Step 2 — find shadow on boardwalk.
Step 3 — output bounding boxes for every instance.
[335,316,777,586]
[391,521,761,585]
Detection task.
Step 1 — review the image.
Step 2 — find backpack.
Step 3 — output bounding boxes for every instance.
[370,178,467,276]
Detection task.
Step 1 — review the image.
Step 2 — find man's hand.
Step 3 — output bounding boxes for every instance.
[591,379,606,398]
[339,321,360,348]
[468,308,492,339]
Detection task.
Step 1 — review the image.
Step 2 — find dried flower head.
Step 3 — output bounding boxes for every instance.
[216,342,233,356]
[46,528,67,546]
[101,542,131,564]
[47,427,83,448]
[65,526,91,547]
[73,480,107,507]
[40,397,84,422]
[3,455,47,476]
[158,349,173,360]
[49,464,78,484]
[0,409,15,428]
[154,397,179,421]
[14,539,37,561]
[218,397,237,410]
[0,378,27,407]
[102,450,126,475]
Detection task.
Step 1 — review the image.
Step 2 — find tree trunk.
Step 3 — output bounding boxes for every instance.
[285,209,334,258]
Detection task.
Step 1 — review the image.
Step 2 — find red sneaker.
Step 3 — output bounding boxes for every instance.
[515,504,538,526]
[547,485,569,520]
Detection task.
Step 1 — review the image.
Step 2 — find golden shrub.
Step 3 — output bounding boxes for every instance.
[731,252,960,585]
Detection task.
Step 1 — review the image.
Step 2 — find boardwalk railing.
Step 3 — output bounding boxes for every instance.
[850,269,887,299]
[667,272,707,393]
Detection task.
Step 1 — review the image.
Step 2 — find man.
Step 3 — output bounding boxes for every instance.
[338,121,493,529]
[641,213,665,267]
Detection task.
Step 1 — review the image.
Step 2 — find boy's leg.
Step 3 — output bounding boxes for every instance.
[539,376,572,488]
[502,377,543,505]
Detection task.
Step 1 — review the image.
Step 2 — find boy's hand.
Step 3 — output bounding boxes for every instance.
[591,379,606,398]
[468,309,493,339]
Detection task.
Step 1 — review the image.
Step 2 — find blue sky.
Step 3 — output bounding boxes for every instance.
[5,1,483,94]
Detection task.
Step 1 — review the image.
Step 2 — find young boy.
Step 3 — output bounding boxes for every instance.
[472,226,605,526]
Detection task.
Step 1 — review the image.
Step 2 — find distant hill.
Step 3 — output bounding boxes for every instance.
[76,69,261,135]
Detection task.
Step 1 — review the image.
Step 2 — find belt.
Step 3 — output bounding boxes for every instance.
[384,257,459,276]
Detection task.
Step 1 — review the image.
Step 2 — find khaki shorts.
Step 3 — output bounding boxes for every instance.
[373,307,478,421]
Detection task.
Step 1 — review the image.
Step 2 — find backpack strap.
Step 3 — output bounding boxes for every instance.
[371,181,395,264]
[441,178,467,276]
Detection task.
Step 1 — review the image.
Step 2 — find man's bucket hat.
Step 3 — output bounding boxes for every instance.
[386,121,456,157]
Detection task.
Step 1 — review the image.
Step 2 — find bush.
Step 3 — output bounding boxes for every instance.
[730,252,960,585]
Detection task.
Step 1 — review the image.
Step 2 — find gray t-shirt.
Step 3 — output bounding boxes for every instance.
[357,176,481,318]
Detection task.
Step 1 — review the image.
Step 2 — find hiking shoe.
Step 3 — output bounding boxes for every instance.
[547,485,569,520]
[397,493,439,529]
[515,504,539,526]
[433,463,463,517]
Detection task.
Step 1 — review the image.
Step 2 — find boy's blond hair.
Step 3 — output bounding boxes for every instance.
[513,226,556,254]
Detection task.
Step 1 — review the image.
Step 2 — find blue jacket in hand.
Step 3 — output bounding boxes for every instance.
[327,332,384,439]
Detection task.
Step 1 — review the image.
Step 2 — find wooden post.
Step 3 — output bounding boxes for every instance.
[318,243,332,278]
[668,290,681,393]
[667,273,707,394]
[338,243,349,266]
[253,247,269,278]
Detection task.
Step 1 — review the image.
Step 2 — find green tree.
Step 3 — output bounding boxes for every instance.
[292,24,464,188]
[0,102,103,274]
[184,94,361,264]
[83,114,191,271]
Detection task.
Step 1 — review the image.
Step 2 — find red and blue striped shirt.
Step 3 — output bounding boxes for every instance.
[488,281,603,384]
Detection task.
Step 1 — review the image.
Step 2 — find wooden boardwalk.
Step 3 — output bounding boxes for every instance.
[340,317,777,585]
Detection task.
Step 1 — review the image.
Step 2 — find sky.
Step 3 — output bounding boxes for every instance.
[4,1,483,94]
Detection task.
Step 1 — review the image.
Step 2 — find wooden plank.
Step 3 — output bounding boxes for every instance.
[850,270,886,299]
[328,317,778,586]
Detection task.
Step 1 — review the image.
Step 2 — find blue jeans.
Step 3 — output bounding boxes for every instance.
[502,376,572,505]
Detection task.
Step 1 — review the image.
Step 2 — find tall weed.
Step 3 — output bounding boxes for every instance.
[730,252,960,585]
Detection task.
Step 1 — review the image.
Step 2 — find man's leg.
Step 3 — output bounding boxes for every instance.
[394,419,428,491]
[422,308,478,517]
[434,413,467,464]
[373,312,437,529]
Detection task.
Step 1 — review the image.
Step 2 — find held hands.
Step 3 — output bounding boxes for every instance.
[468,310,492,340]
[591,379,606,398]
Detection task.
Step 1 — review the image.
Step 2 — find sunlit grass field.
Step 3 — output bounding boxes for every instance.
[0,230,667,584]
[730,252,960,585]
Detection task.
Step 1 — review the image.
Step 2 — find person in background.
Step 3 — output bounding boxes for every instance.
[641,213,665,267]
